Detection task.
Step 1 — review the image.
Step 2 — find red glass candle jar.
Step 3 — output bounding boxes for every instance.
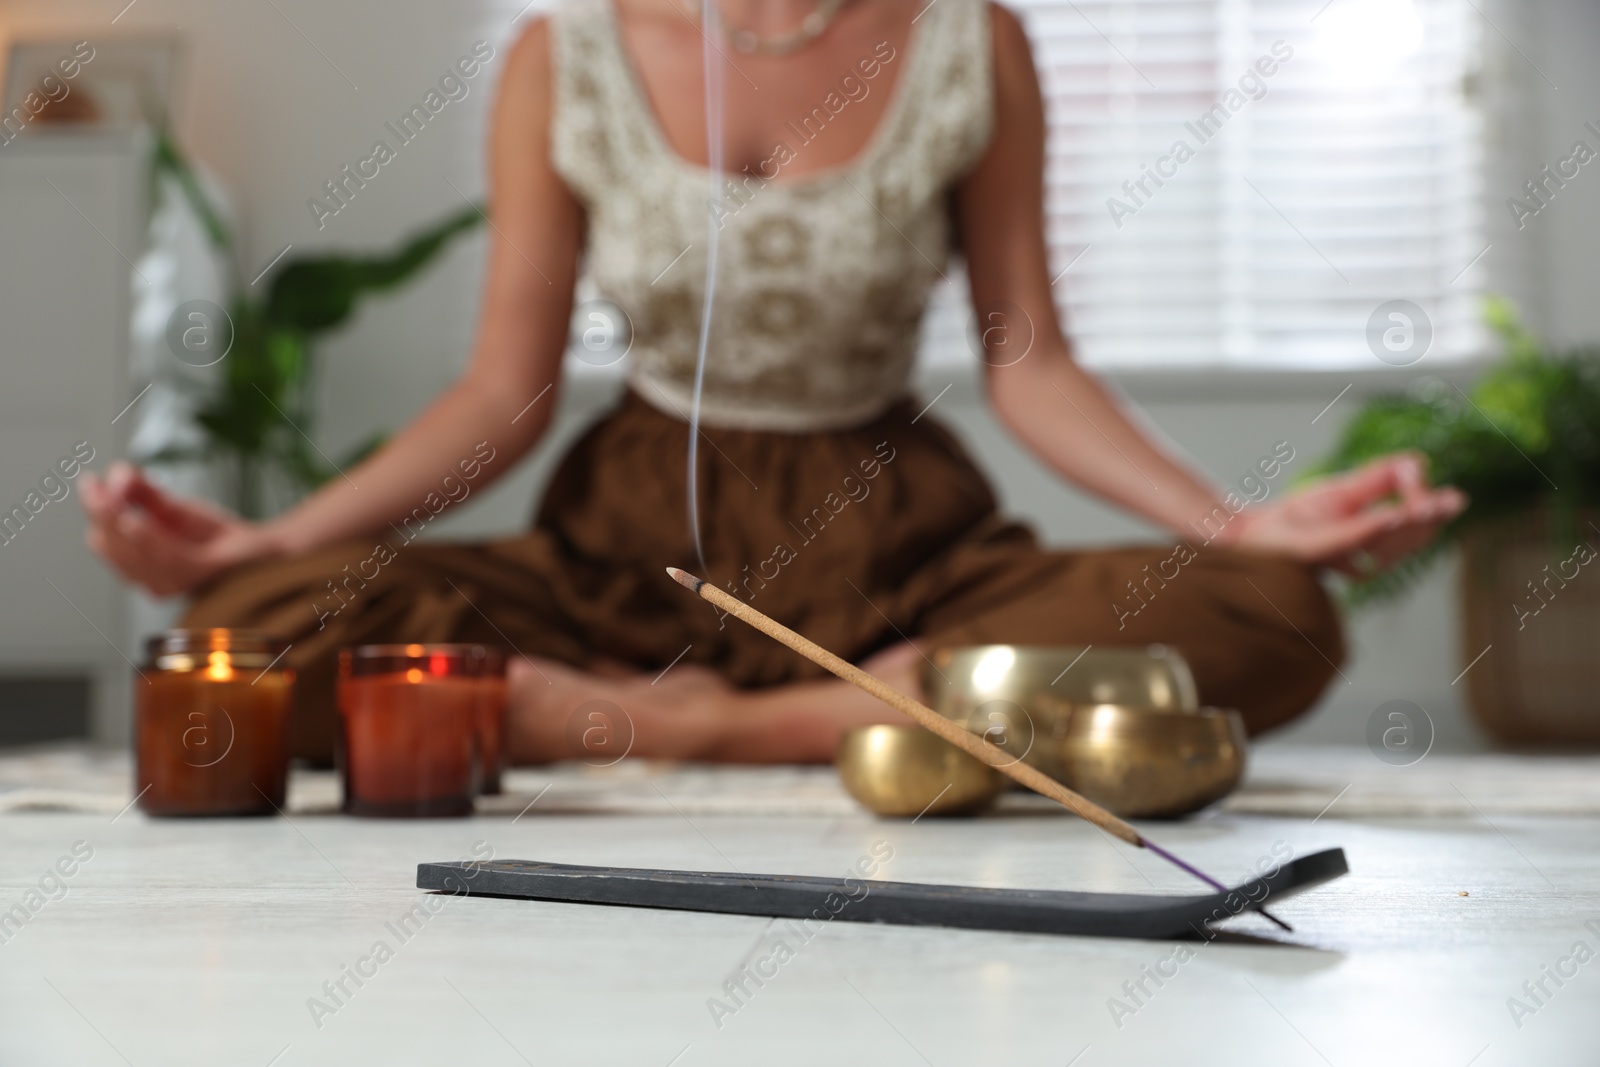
[472,648,508,795]
[338,644,503,817]
[135,630,294,817]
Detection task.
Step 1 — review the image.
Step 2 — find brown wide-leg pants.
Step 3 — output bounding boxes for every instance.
[183,392,1345,762]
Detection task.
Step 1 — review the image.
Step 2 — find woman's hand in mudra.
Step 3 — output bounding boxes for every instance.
[1217,452,1466,576]
[80,462,281,597]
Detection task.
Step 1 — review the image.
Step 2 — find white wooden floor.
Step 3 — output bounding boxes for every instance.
[2,775,1597,1067]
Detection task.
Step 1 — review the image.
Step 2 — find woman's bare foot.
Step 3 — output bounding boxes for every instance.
[857,641,927,702]
[506,643,928,765]
[506,656,732,764]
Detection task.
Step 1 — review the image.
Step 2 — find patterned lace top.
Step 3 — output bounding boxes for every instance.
[549,0,994,431]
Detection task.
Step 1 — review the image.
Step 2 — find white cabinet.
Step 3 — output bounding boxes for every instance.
[0,130,147,744]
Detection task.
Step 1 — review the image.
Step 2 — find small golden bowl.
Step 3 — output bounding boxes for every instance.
[836,725,1005,818]
[923,645,1200,781]
[1048,703,1247,819]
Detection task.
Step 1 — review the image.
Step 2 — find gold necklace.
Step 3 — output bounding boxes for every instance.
[711,0,850,56]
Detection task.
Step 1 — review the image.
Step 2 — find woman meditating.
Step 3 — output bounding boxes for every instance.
[81,0,1462,764]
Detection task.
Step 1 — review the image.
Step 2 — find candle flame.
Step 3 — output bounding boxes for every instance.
[205,650,233,682]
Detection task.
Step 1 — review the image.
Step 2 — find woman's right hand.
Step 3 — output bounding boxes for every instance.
[80,462,283,598]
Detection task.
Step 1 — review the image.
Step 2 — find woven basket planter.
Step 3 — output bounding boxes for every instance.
[1461,508,1600,745]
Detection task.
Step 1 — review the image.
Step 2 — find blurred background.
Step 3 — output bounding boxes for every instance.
[0,0,1595,753]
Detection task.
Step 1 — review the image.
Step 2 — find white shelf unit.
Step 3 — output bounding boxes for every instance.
[0,129,148,744]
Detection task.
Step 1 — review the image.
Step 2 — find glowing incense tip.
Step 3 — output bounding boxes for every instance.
[666,567,705,593]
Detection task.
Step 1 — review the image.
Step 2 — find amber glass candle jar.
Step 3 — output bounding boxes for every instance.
[135,630,294,817]
[338,644,503,817]
[472,647,508,795]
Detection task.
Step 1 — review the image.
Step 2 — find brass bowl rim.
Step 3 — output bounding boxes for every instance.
[1059,703,1246,737]
[933,702,1242,725]
[1067,702,1241,717]
[836,723,1007,763]
[928,643,1185,660]
[923,646,1202,714]
[838,722,955,744]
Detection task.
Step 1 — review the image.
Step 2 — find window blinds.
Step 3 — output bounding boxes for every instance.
[929,0,1485,370]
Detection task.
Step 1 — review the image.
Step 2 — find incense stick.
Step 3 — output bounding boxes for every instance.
[670,569,1142,843]
[667,567,1293,931]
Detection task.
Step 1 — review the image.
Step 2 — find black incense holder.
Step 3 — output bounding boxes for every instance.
[416,847,1347,940]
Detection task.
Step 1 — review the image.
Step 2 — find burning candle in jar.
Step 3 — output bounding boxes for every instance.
[135,630,294,817]
[338,644,504,817]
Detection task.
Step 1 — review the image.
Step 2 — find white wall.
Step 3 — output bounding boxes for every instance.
[4,0,1596,750]
[1481,0,1600,349]
[1,0,521,464]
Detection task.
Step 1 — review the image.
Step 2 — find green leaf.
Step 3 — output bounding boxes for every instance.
[261,203,484,334]
[1309,295,1600,606]
[136,138,486,516]
[151,128,233,251]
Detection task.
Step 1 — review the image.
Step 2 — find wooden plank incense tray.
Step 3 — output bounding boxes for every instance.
[416,848,1347,940]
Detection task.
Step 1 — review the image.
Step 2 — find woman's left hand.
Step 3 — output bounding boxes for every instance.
[1217,452,1466,576]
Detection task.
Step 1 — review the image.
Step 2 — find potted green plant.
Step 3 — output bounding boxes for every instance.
[1310,297,1600,744]
[142,132,483,518]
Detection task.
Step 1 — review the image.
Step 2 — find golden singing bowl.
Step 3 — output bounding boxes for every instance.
[1048,703,1247,819]
[836,725,1005,818]
[922,645,1200,780]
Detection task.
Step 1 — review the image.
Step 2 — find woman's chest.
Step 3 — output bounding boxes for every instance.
[612,1,915,180]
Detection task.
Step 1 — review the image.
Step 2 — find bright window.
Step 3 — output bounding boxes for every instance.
[928,0,1486,370]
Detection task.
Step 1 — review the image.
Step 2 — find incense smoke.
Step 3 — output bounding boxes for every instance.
[687,0,726,572]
